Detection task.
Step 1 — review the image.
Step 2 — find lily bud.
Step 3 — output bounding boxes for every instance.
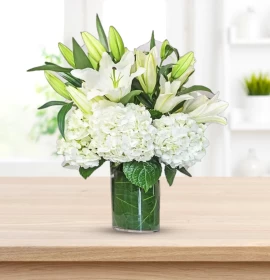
[66,86,92,114]
[81,32,106,69]
[109,26,125,62]
[160,40,174,61]
[44,71,71,100]
[171,52,195,80]
[136,47,157,95]
[160,40,169,60]
[58,43,75,68]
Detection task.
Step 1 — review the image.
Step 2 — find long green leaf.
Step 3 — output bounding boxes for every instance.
[174,48,180,60]
[150,31,155,50]
[58,43,75,67]
[72,38,93,69]
[79,159,105,179]
[38,101,69,110]
[180,85,212,95]
[120,90,142,104]
[137,93,154,108]
[170,101,185,114]
[59,73,82,87]
[96,14,109,51]
[177,167,192,177]
[159,63,174,77]
[27,64,72,72]
[165,165,177,186]
[57,102,73,139]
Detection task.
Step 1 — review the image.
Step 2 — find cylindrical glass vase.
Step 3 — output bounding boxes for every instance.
[111,163,160,233]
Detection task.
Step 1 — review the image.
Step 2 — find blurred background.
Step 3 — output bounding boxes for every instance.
[0,0,270,177]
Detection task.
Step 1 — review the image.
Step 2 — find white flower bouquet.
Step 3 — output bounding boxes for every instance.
[28,15,228,232]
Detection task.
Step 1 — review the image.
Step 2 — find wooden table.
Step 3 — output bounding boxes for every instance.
[1,177,270,279]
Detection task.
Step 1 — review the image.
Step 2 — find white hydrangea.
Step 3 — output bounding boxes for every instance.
[153,113,209,169]
[57,109,100,169]
[89,100,156,162]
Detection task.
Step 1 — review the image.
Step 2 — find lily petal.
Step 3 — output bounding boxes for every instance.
[201,101,229,117]
[193,116,227,125]
[130,67,145,80]
[183,95,208,113]
[155,93,193,113]
[71,68,100,90]
[188,103,208,118]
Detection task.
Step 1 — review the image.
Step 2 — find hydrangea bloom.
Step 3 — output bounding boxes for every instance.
[89,101,156,162]
[57,109,100,169]
[153,113,209,169]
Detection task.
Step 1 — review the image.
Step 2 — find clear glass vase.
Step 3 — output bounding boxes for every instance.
[111,163,160,233]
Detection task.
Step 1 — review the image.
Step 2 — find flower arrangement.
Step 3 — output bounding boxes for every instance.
[28,15,228,232]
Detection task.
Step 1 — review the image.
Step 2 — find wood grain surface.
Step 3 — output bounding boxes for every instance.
[0,177,270,262]
[1,262,270,280]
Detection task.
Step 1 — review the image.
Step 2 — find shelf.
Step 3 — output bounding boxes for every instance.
[230,122,270,131]
[228,28,270,45]
[229,38,270,46]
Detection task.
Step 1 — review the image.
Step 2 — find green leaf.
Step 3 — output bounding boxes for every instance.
[123,161,162,192]
[159,63,174,78]
[58,43,75,67]
[120,90,142,104]
[44,71,71,100]
[165,165,177,186]
[96,14,109,51]
[137,93,154,109]
[57,102,73,139]
[132,79,143,91]
[79,159,105,179]
[27,64,73,72]
[72,37,93,69]
[150,31,155,50]
[174,48,180,60]
[164,44,174,58]
[177,167,192,177]
[148,109,162,119]
[59,73,82,87]
[170,101,185,114]
[38,101,69,110]
[180,85,212,94]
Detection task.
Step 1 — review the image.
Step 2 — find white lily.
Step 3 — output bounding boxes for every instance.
[154,75,194,113]
[135,47,158,94]
[71,51,145,102]
[182,92,229,125]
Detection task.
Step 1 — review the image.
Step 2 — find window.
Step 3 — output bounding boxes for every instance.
[0,0,64,161]
[103,0,167,49]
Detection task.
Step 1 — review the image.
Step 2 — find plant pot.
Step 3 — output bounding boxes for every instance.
[245,96,270,123]
[110,163,160,233]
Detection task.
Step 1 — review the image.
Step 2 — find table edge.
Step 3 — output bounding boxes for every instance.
[1,246,270,262]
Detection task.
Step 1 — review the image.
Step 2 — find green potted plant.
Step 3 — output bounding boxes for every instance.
[244,73,270,123]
